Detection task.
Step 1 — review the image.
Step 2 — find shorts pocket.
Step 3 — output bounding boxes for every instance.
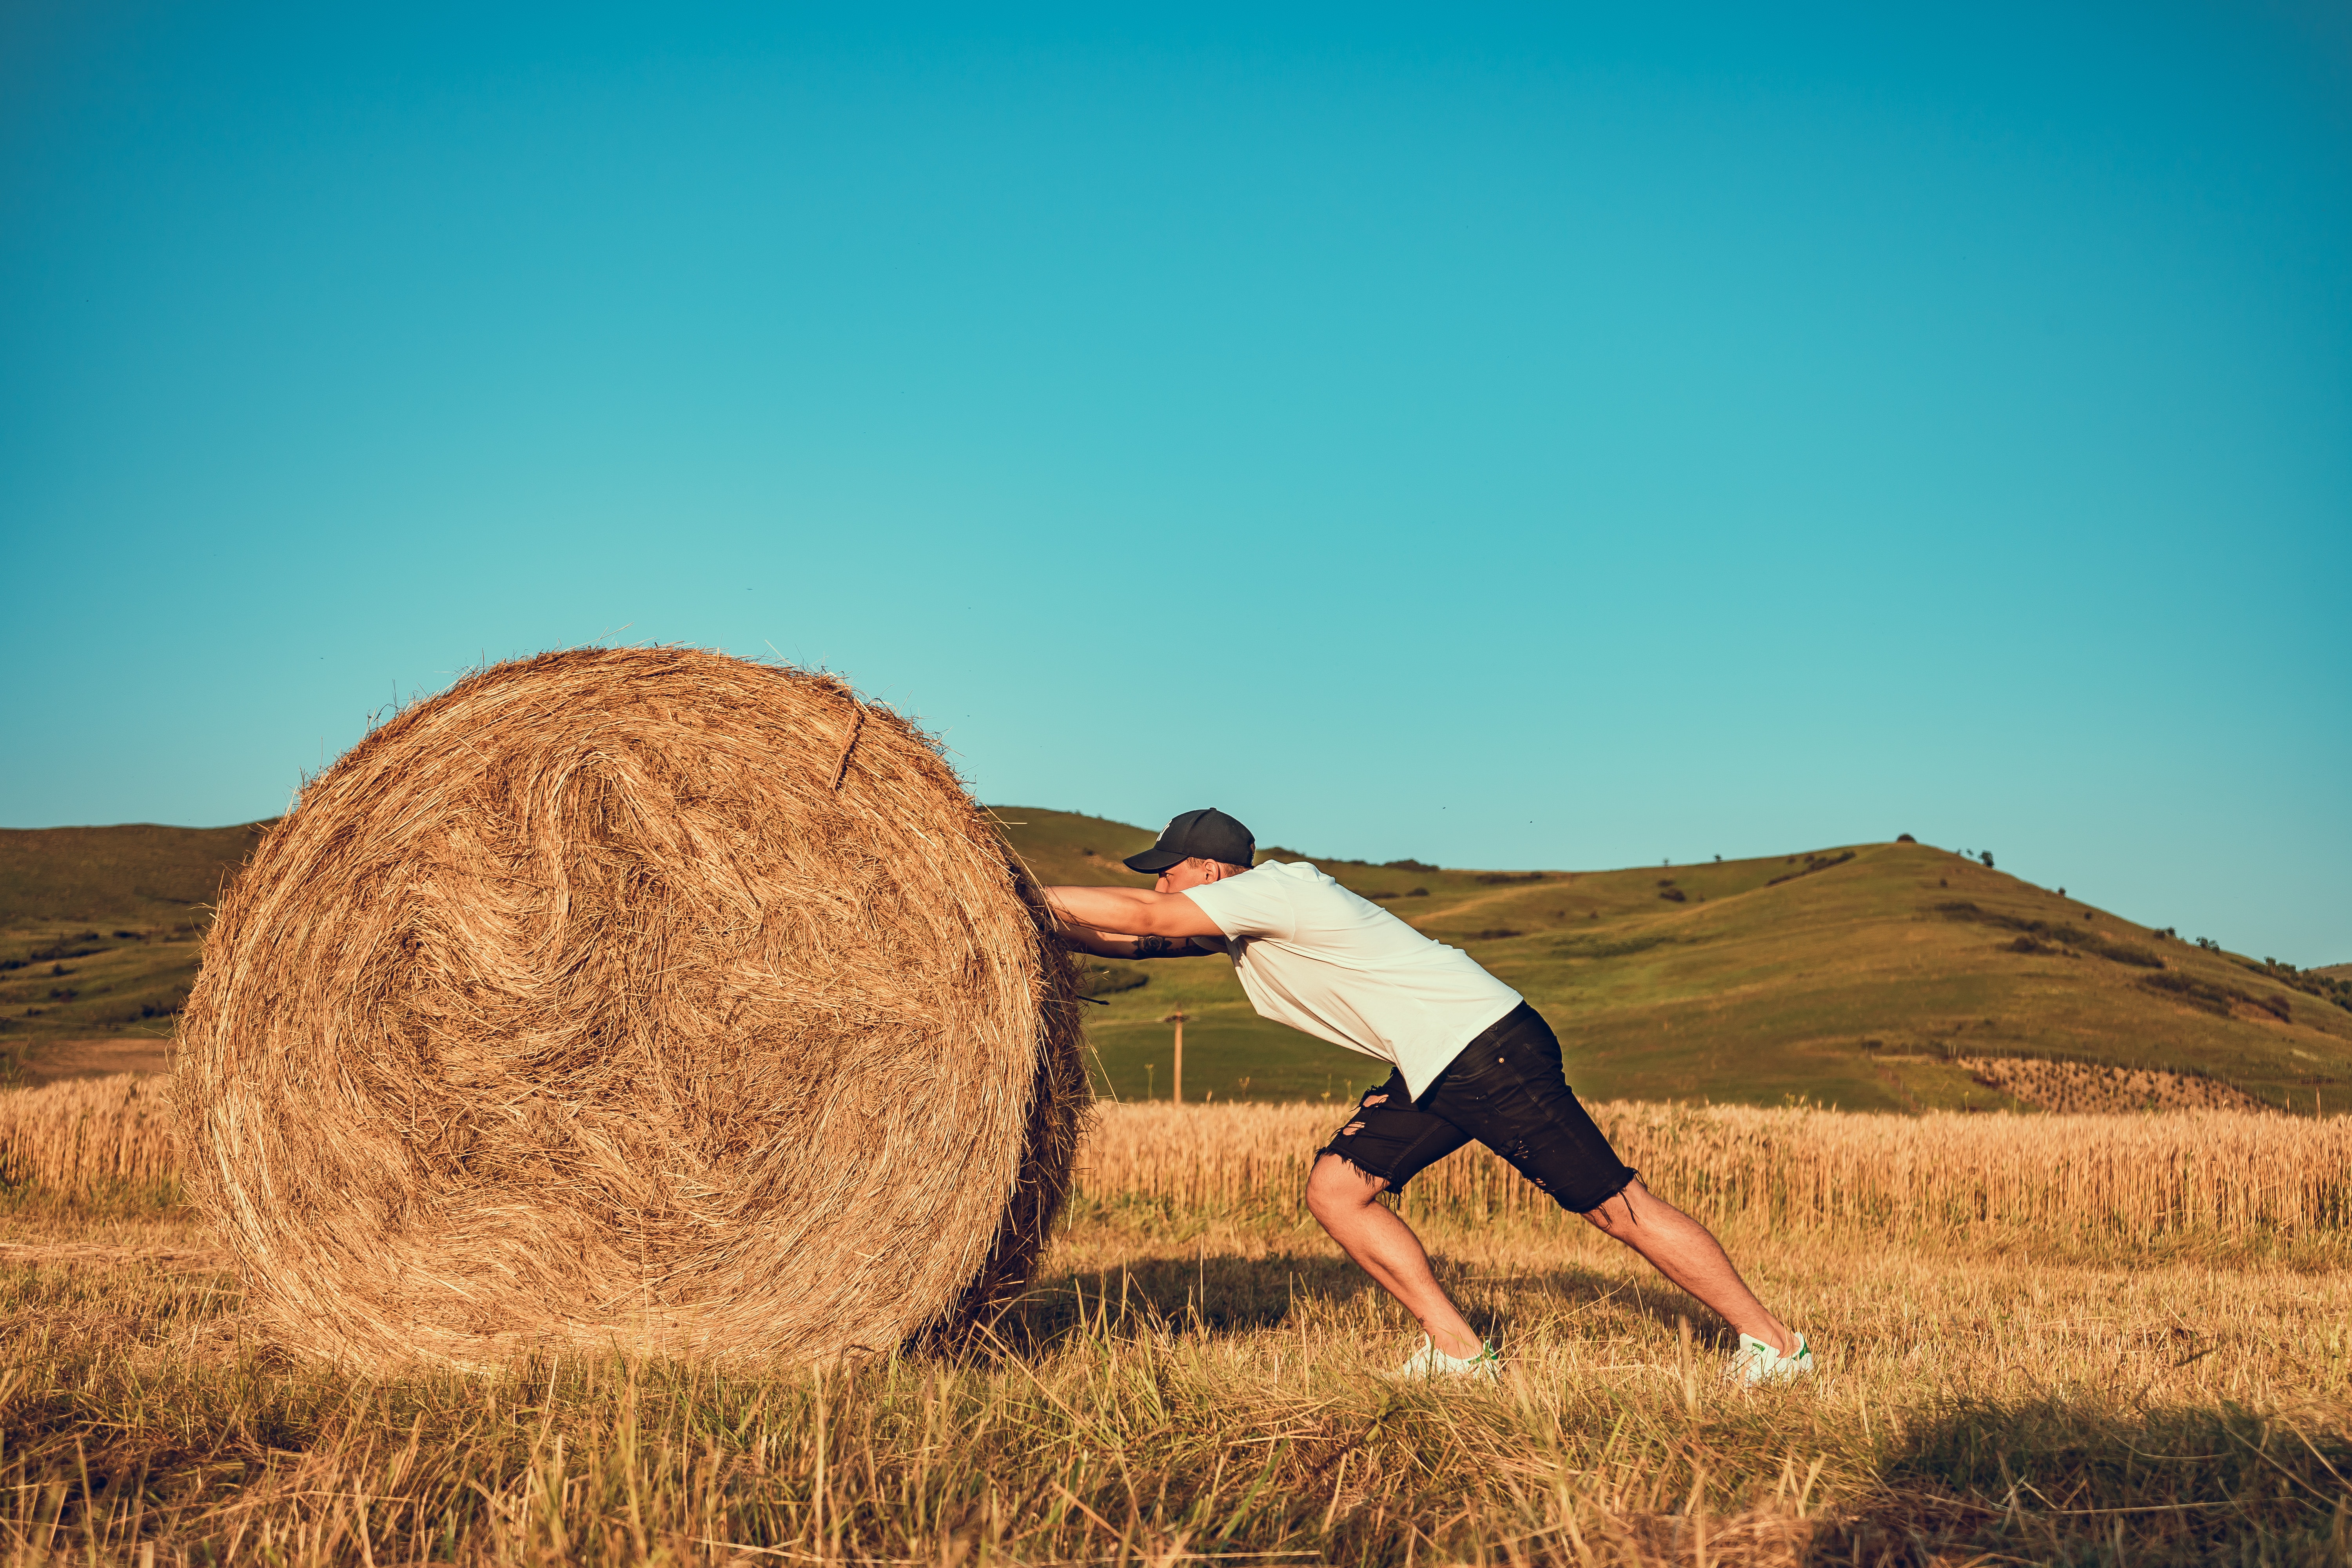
[1430,1047,1509,1096]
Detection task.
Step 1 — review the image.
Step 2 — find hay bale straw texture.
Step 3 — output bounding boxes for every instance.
[176,647,1087,1369]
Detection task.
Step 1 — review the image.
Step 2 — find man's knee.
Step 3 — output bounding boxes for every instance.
[1305,1153,1385,1221]
[1579,1179,1648,1236]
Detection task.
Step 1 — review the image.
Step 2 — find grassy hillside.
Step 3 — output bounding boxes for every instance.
[6,808,2348,1112]
[0,823,271,927]
[994,808,2352,1114]
[0,824,274,1080]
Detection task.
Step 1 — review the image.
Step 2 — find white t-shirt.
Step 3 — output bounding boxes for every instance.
[1181,860,1523,1100]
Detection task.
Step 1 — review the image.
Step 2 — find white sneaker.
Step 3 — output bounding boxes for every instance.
[1392,1334,1503,1382]
[1727,1331,1813,1386]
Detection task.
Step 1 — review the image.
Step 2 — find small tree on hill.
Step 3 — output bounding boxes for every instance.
[1980,850,1994,868]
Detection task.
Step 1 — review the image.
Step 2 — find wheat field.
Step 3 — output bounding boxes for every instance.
[0,1073,174,1192]
[4,1077,2351,1564]
[1082,1099,2352,1241]
[15,1074,2352,1243]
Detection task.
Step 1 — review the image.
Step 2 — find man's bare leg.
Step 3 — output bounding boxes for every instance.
[1308,1158,1795,1360]
[1305,1154,1483,1357]
[1583,1179,1795,1354]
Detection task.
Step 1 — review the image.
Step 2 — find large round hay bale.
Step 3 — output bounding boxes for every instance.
[175,647,1088,1368]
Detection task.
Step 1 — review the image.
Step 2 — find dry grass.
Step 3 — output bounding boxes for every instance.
[17,1082,2352,1247]
[172,648,1088,1371]
[1081,1101,2352,1244]
[7,1095,2352,1560]
[4,1153,2350,1563]
[0,1073,174,1193]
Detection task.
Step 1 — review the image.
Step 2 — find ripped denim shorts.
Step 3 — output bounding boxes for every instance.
[1318,1002,1638,1215]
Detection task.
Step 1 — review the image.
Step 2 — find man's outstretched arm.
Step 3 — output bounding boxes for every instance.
[1063,929,1221,960]
[1043,885,1225,958]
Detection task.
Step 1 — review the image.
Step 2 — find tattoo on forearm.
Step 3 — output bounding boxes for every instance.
[1134,935,1188,958]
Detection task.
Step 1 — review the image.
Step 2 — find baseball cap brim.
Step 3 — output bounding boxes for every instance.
[1123,848,1188,874]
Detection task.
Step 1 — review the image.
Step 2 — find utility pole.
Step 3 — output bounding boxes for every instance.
[1161,1010,1189,1103]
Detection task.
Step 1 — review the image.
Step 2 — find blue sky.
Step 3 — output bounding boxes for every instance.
[4,3,2347,964]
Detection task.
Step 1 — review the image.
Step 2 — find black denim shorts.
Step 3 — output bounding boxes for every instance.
[1318,1002,1638,1215]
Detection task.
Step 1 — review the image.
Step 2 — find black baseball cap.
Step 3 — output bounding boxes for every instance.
[1124,808,1256,875]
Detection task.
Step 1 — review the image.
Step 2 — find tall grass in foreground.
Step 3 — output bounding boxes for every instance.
[1082,1102,2352,1240]
[5,1186,2351,1566]
[6,1088,2352,1562]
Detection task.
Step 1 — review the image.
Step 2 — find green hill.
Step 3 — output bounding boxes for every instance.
[994,808,2352,1115]
[0,822,272,926]
[6,809,2347,1112]
[0,823,274,1079]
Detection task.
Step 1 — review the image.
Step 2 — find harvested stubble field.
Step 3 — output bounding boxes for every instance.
[3,1084,2351,1565]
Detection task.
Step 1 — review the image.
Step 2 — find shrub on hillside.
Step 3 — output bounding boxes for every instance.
[1078,963,1149,998]
[2139,971,2228,1017]
[1938,903,2165,969]
[1553,931,1676,959]
[26,936,107,963]
[2140,971,2290,1022]
[1767,851,1855,887]
[2244,958,2352,1014]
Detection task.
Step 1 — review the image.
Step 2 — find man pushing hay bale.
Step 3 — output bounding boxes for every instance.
[175,647,1087,1369]
[1047,809,1814,1387]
